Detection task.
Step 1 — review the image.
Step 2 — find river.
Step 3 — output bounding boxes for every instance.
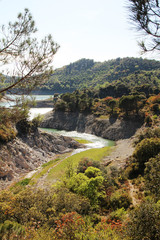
[0,94,114,151]
[0,94,53,119]
[41,128,114,155]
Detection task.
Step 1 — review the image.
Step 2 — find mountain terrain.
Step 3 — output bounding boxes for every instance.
[38,57,160,93]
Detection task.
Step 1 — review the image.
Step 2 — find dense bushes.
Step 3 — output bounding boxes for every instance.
[125,136,160,178]
[133,138,160,170]
[0,123,17,143]
[144,154,160,199]
[55,90,93,113]
[126,200,160,240]
[109,189,132,210]
[65,167,105,207]
[54,85,159,124]
[135,127,160,145]
[0,106,30,143]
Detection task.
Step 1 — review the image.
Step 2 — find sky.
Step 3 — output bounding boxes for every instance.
[0,0,157,69]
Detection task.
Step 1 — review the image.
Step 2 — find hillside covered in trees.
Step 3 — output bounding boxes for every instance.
[38,57,160,93]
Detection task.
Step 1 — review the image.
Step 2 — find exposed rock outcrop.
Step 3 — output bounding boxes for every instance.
[0,128,83,189]
[41,110,144,141]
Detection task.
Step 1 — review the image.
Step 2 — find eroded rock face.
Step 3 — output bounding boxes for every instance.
[41,110,144,141]
[0,128,83,189]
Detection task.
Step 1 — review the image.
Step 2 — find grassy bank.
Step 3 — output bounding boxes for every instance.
[30,146,113,186]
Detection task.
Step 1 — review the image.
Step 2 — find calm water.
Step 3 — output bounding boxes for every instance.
[0,94,53,119]
[0,94,52,108]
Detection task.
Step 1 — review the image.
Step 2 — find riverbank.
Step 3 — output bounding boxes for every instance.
[103,138,135,169]
[41,110,144,141]
[0,128,83,190]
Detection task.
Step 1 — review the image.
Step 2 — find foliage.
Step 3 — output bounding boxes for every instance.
[65,167,105,207]
[0,8,59,94]
[77,158,101,173]
[53,212,86,240]
[32,114,44,128]
[38,57,160,93]
[110,207,127,221]
[109,189,132,210]
[126,130,160,178]
[144,115,152,127]
[46,147,112,181]
[0,220,25,240]
[0,188,55,226]
[0,106,31,143]
[92,218,125,240]
[119,95,139,115]
[144,154,160,200]
[53,188,91,215]
[126,200,160,240]
[16,118,36,136]
[133,137,160,171]
[16,178,31,186]
[0,123,17,143]
[128,0,160,53]
[135,127,160,145]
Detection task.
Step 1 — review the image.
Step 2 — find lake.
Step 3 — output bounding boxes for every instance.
[0,94,53,108]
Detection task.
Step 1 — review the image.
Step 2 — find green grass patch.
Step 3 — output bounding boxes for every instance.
[30,153,71,184]
[42,158,60,168]
[47,146,112,181]
[16,178,31,187]
[73,138,92,144]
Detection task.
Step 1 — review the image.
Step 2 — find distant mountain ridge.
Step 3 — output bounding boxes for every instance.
[1,57,160,94]
[38,57,160,93]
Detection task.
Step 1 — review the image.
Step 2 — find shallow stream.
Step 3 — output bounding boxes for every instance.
[41,128,114,155]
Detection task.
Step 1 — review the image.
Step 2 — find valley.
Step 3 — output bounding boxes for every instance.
[0,57,160,240]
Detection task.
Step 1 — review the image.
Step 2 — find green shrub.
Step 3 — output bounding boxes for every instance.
[0,123,17,143]
[84,166,101,178]
[0,188,55,225]
[0,220,25,240]
[133,137,160,171]
[144,154,160,200]
[110,207,127,221]
[66,168,105,207]
[32,114,44,128]
[53,188,91,215]
[17,178,31,186]
[109,189,132,210]
[135,127,160,146]
[124,160,141,179]
[55,99,67,111]
[151,103,159,114]
[77,158,100,173]
[126,200,160,240]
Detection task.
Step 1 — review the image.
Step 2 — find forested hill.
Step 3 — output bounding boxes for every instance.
[39,57,160,93]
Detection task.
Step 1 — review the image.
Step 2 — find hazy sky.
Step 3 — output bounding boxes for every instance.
[0,0,156,69]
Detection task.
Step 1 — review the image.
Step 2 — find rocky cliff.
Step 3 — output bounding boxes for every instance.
[0,128,82,189]
[41,110,144,141]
